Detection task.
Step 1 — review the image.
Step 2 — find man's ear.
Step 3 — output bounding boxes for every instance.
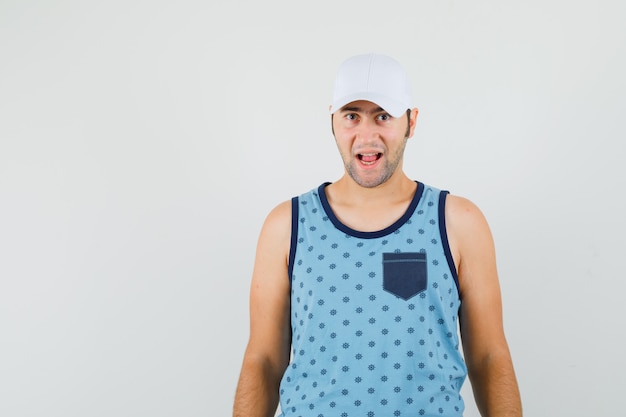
[407,108,419,139]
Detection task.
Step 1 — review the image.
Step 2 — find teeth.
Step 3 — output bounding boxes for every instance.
[358,153,381,165]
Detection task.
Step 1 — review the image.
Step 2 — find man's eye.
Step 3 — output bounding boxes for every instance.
[377,114,391,121]
[346,114,358,120]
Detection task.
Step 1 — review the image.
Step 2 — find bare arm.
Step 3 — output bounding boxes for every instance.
[233,201,293,417]
[446,195,522,417]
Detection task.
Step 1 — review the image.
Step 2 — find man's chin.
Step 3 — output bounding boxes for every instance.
[348,172,391,189]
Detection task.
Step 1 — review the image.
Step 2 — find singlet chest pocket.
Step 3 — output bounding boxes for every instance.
[382,252,427,300]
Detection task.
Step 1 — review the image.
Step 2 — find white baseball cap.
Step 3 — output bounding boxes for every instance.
[330,53,413,118]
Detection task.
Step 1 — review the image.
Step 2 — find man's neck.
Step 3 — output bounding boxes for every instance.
[327,172,416,207]
[323,173,418,232]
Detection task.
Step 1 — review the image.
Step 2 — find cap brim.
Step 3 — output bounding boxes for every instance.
[330,92,408,118]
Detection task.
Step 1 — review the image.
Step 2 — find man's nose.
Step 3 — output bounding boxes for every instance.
[355,118,380,142]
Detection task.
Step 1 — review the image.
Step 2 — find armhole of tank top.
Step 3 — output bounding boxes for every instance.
[288,196,299,286]
[438,191,461,295]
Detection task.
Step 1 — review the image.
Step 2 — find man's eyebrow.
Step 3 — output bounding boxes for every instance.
[339,106,387,114]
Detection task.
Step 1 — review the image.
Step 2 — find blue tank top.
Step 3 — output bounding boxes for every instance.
[279,182,467,417]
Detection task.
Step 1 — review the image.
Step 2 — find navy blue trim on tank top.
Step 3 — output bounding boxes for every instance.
[317,181,425,239]
[288,196,299,284]
[438,191,460,294]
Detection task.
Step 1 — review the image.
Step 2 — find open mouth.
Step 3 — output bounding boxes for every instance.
[358,153,383,166]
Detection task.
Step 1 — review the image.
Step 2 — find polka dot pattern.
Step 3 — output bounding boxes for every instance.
[279,183,467,417]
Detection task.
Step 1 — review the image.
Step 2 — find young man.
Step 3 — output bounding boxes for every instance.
[233,53,522,417]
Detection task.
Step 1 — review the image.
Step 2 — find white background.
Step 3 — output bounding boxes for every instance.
[1,1,625,416]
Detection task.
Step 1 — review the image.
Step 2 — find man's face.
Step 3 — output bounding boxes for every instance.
[332,100,417,188]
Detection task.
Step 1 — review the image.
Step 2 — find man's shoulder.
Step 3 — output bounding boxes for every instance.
[444,193,492,240]
[256,199,293,252]
[445,194,484,217]
[263,183,325,226]
[266,199,293,223]
[293,183,327,198]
